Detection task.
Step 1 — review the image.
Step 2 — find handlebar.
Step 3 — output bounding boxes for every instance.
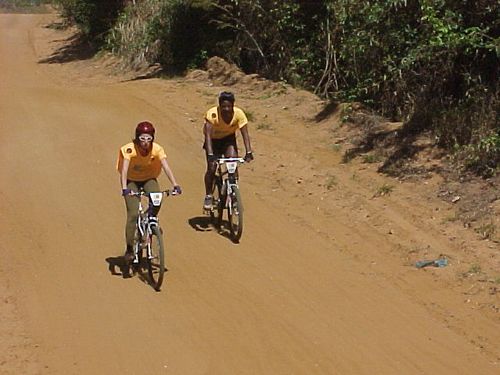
[216,157,245,164]
[129,189,178,197]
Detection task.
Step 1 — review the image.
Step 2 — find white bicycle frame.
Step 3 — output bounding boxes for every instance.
[133,191,167,263]
[216,157,244,215]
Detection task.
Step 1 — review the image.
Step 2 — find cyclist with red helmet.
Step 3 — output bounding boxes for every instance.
[203,91,254,210]
[117,121,181,262]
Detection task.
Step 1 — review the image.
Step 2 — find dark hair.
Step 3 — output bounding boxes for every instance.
[218,91,235,105]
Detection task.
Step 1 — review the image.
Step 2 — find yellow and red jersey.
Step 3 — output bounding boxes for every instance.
[116,142,166,181]
[204,106,248,139]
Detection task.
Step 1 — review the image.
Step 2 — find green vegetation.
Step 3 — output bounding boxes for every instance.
[441,214,460,224]
[104,0,215,71]
[244,110,255,121]
[325,174,338,190]
[362,154,383,164]
[340,104,353,124]
[467,264,482,275]
[53,0,499,176]
[54,0,123,40]
[476,221,496,240]
[256,122,271,131]
[374,183,394,197]
[331,144,342,153]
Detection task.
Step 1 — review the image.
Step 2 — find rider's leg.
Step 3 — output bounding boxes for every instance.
[124,181,140,253]
[143,179,161,217]
[225,144,237,158]
[225,142,239,179]
[203,137,222,209]
[224,133,238,158]
[204,158,217,195]
[203,158,217,209]
[203,135,236,209]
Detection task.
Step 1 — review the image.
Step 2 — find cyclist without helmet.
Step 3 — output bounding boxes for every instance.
[203,91,254,210]
[117,121,181,262]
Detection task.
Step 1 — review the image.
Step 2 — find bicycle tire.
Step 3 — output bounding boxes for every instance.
[147,225,165,291]
[129,226,142,275]
[210,177,224,229]
[228,185,243,242]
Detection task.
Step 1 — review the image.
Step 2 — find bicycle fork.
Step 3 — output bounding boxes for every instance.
[225,182,238,215]
[134,218,154,263]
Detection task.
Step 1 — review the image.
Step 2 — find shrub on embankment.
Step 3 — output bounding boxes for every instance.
[55,0,499,177]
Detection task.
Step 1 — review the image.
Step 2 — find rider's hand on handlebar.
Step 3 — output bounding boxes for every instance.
[207,153,217,163]
[173,185,182,195]
[244,151,254,162]
[122,188,132,196]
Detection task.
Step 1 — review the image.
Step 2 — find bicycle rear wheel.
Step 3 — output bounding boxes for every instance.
[228,186,243,242]
[147,226,165,291]
[210,177,224,229]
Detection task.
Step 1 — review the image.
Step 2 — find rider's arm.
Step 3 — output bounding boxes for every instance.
[160,158,179,186]
[203,121,214,156]
[120,158,130,190]
[240,125,252,154]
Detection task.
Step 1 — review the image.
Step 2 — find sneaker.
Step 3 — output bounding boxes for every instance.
[124,249,134,264]
[203,195,213,210]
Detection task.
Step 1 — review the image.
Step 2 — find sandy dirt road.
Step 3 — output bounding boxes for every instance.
[0,13,498,375]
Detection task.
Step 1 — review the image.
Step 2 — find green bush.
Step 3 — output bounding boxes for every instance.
[459,133,500,177]
[55,0,123,41]
[106,0,214,71]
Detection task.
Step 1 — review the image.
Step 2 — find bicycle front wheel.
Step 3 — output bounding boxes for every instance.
[147,226,165,291]
[228,186,243,242]
[128,226,142,275]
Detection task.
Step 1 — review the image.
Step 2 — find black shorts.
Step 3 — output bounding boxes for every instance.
[203,133,237,156]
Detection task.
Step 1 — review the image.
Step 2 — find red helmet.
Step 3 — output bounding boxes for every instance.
[135,121,155,139]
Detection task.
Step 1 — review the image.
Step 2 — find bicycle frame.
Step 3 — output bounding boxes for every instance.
[131,190,169,263]
[207,157,245,242]
[216,157,244,214]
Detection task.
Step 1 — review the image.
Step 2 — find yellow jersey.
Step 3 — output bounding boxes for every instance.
[204,106,248,139]
[116,142,166,181]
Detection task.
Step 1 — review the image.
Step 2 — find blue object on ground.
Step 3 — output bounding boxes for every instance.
[415,258,448,268]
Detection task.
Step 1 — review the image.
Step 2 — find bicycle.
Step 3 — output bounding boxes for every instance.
[207,157,245,243]
[128,189,174,291]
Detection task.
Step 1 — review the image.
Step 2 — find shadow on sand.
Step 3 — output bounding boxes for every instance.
[105,255,132,279]
[105,255,168,289]
[188,216,238,244]
[38,30,97,64]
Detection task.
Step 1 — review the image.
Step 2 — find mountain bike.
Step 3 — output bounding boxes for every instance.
[208,157,245,243]
[128,189,174,291]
